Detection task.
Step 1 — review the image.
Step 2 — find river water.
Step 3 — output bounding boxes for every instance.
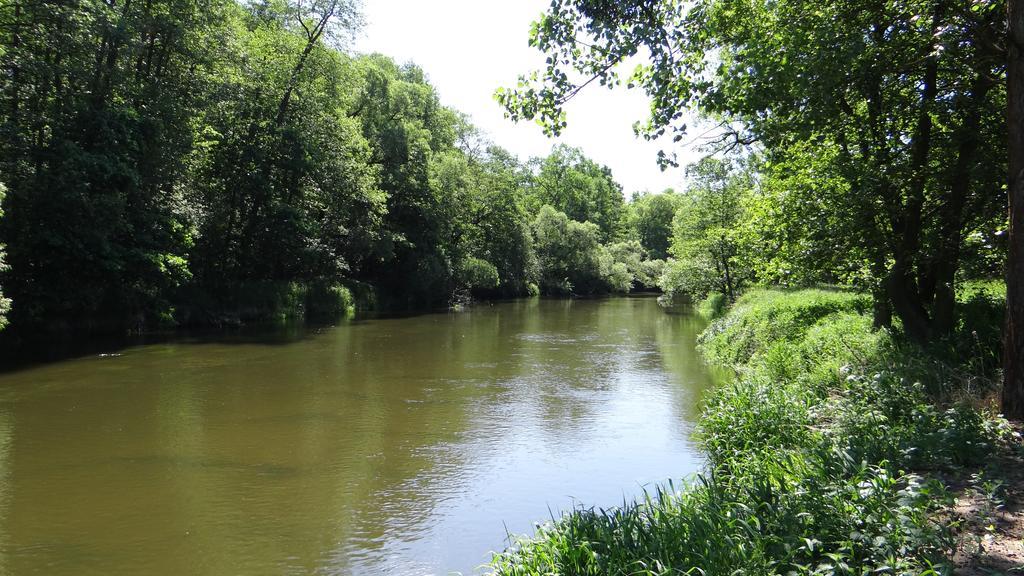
[0,296,719,575]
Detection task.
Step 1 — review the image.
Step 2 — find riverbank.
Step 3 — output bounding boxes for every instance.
[490,286,1019,575]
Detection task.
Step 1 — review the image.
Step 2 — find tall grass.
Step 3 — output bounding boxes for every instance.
[489,287,1010,576]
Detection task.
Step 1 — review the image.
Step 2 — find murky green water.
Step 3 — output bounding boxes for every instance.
[0,296,719,575]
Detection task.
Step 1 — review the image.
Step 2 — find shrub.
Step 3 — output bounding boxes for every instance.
[305,282,354,322]
[459,257,501,293]
[696,292,727,320]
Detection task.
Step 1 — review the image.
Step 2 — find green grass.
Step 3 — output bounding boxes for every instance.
[489,287,1011,576]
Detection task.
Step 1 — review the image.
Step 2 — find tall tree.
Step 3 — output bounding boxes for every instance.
[189,0,379,301]
[0,0,231,334]
[1005,0,1024,420]
[627,189,681,260]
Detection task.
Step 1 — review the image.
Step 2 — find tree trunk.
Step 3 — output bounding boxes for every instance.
[1004,0,1024,420]
[886,7,942,345]
[932,71,994,336]
[721,248,734,303]
[275,2,337,127]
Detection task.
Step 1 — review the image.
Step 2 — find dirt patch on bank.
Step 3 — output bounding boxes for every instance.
[952,425,1024,575]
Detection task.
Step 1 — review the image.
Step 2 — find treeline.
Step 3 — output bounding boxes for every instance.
[0,0,671,339]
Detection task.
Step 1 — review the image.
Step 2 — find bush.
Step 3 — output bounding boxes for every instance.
[230,281,307,324]
[696,292,727,320]
[305,282,354,322]
[175,280,359,326]
[459,257,501,293]
[342,280,378,312]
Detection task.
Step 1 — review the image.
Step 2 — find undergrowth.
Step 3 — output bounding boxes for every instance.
[489,287,1010,576]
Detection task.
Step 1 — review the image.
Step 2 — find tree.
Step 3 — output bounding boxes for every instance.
[602,239,661,290]
[1005,0,1024,419]
[661,158,753,302]
[0,0,233,333]
[499,0,1008,344]
[626,189,682,260]
[188,2,381,315]
[743,143,871,288]
[0,0,557,332]
[531,205,606,295]
[347,56,467,308]
[527,144,625,242]
[459,146,537,298]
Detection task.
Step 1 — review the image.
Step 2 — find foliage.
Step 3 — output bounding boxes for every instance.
[0,0,228,334]
[531,206,658,296]
[305,283,355,322]
[453,146,538,298]
[2,0,630,335]
[459,257,500,293]
[498,0,1008,345]
[660,158,755,303]
[602,239,661,291]
[491,288,1010,575]
[697,289,872,369]
[696,292,727,320]
[526,144,625,242]
[626,189,681,260]
[531,205,606,295]
[742,144,870,288]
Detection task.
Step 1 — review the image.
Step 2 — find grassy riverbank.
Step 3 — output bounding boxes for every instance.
[490,286,1013,575]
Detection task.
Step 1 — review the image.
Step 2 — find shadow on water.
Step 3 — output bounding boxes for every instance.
[0,323,319,374]
[0,297,556,374]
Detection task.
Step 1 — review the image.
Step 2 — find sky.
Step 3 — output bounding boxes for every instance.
[352,0,708,195]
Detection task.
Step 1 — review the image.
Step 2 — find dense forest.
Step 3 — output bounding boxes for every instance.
[0,0,681,345]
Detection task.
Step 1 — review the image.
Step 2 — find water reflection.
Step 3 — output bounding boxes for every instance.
[0,297,720,575]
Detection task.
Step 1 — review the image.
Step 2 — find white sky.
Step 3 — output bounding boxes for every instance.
[352,0,708,195]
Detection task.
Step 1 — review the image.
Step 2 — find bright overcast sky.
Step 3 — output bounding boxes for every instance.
[352,0,708,195]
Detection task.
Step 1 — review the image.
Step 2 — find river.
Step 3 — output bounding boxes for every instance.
[0,296,719,575]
